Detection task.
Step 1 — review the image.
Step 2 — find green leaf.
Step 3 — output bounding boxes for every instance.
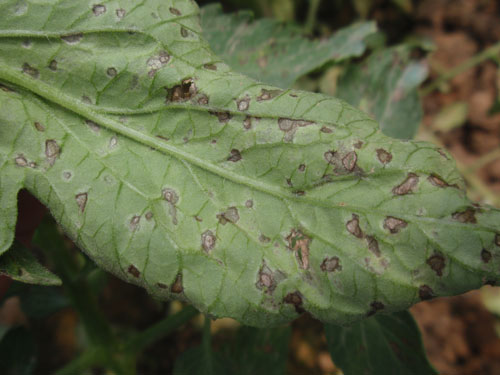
[201,4,376,88]
[174,325,290,375]
[0,242,61,286]
[336,45,428,139]
[220,325,291,375]
[324,311,437,375]
[1,0,500,327]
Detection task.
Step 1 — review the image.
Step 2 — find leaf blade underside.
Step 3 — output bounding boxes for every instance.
[1,0,499,327]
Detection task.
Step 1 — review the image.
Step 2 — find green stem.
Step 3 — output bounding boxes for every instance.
[466,147,500,173]
[125,305,199,354]
[202,315,214,375]
[54,348,103,375]
[421,42,500,96]
[304,0,321,34]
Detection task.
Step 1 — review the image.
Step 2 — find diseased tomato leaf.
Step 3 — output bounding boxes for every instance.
[0,0,499,327]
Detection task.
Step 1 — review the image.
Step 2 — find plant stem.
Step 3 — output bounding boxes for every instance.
[304,0,321,34]
[202,315,214,375]
[421,41,500,95]
[125,305,198,354]
[466,147,500,173]
[54,348,103,375]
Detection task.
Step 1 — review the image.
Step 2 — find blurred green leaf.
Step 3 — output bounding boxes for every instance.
[432,102,468,132]
[324,311,437,375]
[221,326,291,375]
[174,325,290,375]
[0,326,36,375]
[201,4,376,88]
[0,242,61,286]
[3,281,69,319]
[335,45,428,139]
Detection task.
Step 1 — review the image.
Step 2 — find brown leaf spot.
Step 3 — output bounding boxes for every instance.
[245,199,253,208]
[106,67,117,77]
[320,126,333,133]
[346,214,363,238]
[14,155,28,167]
[34,121,45,131]
[256,264,275,292]
[203,63,217,71]
[278,118,314,142]
[236,97,250,111]
[116,8,126,19]
[383,216,407,234]
[48,60,57,71]
[180,27,188,38]
[145,212,154,221]
[22,63,39,79]
[392,173,419,195]
[217,207,239,225]
[75,193,88,213]
[147,51,171,77]
[367,301,385,316]
[130,215,140,231]
[366,236,381,257]
[197,94,209,105]
[320,257,342,272]
[227,149,242,162]
[169,7,181,16]
[157,282,168,289]
[92,4,106,16]
[257,88,282,101]
[342,151,357,172]
[171,274,183,293]
[495,234,500,247]
[86,120,100,133]
[82,95,92,104]
[324,150,337,164]
[128,265,140,278]
[243,116,252,130]
[45,139,60,166]
[284,291,304,314]
[481,249,492,263]
[166,78,196,101]
[298,164,306,172]
[61,33,83,44]
[452,208,477,224]
[259,234,271,243]
[427,254,445,276]
[162,188,179,204]
[353,141,363,149]
[419,285,434,300]
[210,111,232,123]
[201,230,216,252]
[286,229,311,270]
[376,149,393,164]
